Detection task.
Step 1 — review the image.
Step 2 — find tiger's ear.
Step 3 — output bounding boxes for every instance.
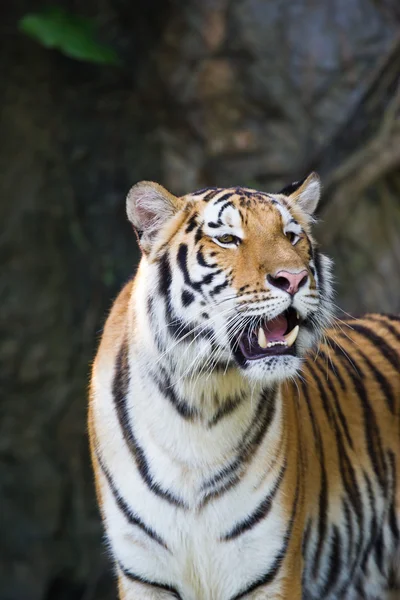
[126,181,183,253]
[281,172,321,216]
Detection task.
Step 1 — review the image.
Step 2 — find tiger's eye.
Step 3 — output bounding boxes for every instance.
[217,234,235,244]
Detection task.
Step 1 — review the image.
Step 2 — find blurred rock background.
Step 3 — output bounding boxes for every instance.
[1,0,399,598]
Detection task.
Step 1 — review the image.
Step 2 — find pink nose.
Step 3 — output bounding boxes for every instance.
[267,270,308,295]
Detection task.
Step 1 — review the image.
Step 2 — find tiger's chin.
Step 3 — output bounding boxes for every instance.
[238,353,303,384]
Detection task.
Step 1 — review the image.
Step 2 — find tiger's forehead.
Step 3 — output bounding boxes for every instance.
[184,186,295,229]
[186,186,274,205]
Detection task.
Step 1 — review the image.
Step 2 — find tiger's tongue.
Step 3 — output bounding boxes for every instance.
[264,315,288,341]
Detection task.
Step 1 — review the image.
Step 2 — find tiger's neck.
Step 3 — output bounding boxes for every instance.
[129,282,289,504]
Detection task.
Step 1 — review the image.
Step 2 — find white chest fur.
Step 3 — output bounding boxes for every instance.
[92,343,287,600]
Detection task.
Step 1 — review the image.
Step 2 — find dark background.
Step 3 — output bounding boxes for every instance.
[1,1,400,599]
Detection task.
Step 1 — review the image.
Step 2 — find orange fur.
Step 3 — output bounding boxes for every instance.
[89,180,400,599]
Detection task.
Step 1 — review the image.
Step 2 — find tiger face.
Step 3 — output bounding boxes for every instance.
[127,173,333,383]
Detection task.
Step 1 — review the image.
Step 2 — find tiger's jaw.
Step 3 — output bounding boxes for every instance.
[234,307,300,361]
[229,307,317,382]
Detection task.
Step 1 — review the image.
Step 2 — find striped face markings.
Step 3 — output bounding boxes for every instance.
[184,187,317,306]
[151,183,333,382]
[203,196,245,243]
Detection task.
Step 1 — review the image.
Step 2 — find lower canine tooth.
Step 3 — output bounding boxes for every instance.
[284,325,299,347]
[258,327,268,348]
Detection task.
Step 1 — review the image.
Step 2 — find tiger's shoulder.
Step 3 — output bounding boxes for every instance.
[93,277,134,373]
[299,312,400,414]
[324,312,400,363]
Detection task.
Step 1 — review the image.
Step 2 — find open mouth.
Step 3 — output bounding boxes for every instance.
[234,307,301,362]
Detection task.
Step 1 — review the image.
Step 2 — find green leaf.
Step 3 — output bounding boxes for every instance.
[19,7,121,66]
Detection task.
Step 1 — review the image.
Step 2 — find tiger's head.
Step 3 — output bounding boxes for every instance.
[127,174,333,384]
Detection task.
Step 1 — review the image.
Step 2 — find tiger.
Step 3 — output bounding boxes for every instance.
[89,173,400,600]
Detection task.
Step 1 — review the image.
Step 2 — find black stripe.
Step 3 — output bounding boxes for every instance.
[167,305,213,343]
[313,250,325,296]
[217,200,233,219]
[388,500,400,543]
[350,322,400,376]
[201,387,277,502]
[342,498,354,563]
[222,461,286,541]
[202,387,276,488]
[387,450,399,543]
[95,449,169,550]
[113,341,187,508]
[351,344,396,414]
[150,366,200,420]
[208,393,244,428]
[230,469,300,600]
[383,313,400,322]
[202,188,221,201]
[328,338,387,494]
[373,530,384,576]
[237,187,256,198]
[158,252,194,343]
[317,349,346,391]
[158,253,172,298]
[156,254,210,342]
[190,186,219,197]
[201,272,217,285]
[185,214,197,233]
[307,355,366,573]
[354,579,368,599]
[302,363,364,587]
[194,225,203,245]
[299,378,329,576]
[213,191,236,205]
[310,359,353,450]
[167,315,198,342]
[309,360,364,532]
[299,377,323,461]
[378,316,400,342]
[320,525,342,596]
[210,279,229,297]
[361,471,379,574]
[177,243,220,294]
[147,296,164,354]
[370,313,400,335]
[302,518,312,558]
[177,243,196,289]
[119,562,182,598]
[196,246,217,268]
[181,289,195,307]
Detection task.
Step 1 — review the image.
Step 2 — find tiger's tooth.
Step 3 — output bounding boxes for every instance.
[284,325,299,347]
[296,311,300,319]
[258,327,268,348]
